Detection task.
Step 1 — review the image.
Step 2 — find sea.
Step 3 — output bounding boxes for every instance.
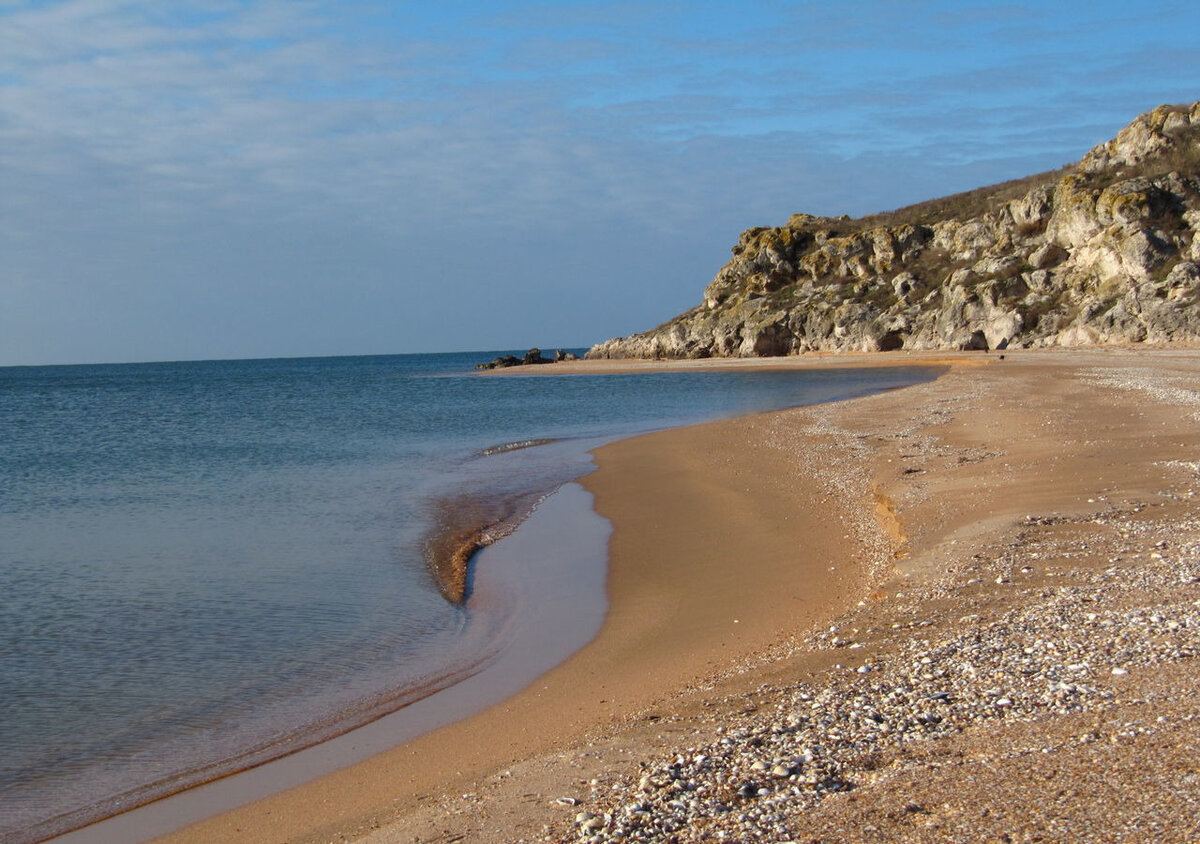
[0,351,937,842]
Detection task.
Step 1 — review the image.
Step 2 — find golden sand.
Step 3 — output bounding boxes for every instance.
[153,348,1200,843]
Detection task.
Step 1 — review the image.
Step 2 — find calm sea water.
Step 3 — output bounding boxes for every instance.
[0,352,936,841]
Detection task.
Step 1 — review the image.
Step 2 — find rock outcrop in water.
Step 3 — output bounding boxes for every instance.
[588,102,1200,358]
[477,348,575,369]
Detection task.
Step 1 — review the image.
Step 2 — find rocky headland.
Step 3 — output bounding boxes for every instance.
[588,102,1200,358]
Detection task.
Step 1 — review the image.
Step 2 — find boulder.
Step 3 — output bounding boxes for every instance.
[476,348,557,369]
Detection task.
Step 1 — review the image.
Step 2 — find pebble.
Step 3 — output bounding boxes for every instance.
[543,365,1200,843]
[549,505,1200,843]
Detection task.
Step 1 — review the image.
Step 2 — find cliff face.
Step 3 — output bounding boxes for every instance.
[588,102,1200,358]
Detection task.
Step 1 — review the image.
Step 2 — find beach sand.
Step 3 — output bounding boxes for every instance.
[149,348,1200,843]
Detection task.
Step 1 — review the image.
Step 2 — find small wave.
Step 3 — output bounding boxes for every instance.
[476,437,558,457]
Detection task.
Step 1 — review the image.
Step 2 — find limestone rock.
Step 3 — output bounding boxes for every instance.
[588,101,1200,358]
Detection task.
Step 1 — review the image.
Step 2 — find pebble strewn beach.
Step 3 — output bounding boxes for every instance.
[542,357,1200,843]
[553,510,1200,842]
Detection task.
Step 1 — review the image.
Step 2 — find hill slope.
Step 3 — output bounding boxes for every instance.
[588,102,1200,358]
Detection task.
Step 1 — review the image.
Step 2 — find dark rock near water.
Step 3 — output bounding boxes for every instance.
[477,348,574,370]
[476,355,523,370]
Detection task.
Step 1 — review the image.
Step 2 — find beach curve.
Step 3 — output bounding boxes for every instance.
[139,353,952,844]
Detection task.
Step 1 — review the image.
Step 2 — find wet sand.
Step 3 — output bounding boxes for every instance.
[139,355,904,844]
[146,348,1200,843]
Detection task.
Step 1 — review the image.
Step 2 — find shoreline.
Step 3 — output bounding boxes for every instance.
[140,352,956,844]
[423,491,538,604]
[52,484,612,844]
[37,362,933,844]
[71,347,1200,842]
[527,348,1200,842]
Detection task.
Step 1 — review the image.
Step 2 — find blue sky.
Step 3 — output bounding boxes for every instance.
[2,0,1199,365]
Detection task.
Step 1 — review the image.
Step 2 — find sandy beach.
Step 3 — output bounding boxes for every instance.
[147,348,1200,844]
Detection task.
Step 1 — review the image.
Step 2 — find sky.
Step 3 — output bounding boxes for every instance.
[2,1,1199,366]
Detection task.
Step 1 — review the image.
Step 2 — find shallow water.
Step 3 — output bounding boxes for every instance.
[0,352,937,841]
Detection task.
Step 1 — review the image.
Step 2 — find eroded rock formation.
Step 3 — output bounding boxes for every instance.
[588,102,1200,358]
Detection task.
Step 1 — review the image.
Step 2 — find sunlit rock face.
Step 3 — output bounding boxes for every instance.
[588,102,1200,358]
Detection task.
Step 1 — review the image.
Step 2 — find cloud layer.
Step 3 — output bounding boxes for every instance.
[3,0,1199,364]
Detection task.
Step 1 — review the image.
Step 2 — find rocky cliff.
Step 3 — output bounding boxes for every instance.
[588,102,1200,358]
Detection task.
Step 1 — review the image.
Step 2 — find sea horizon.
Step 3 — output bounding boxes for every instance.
[0,347,588,371]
